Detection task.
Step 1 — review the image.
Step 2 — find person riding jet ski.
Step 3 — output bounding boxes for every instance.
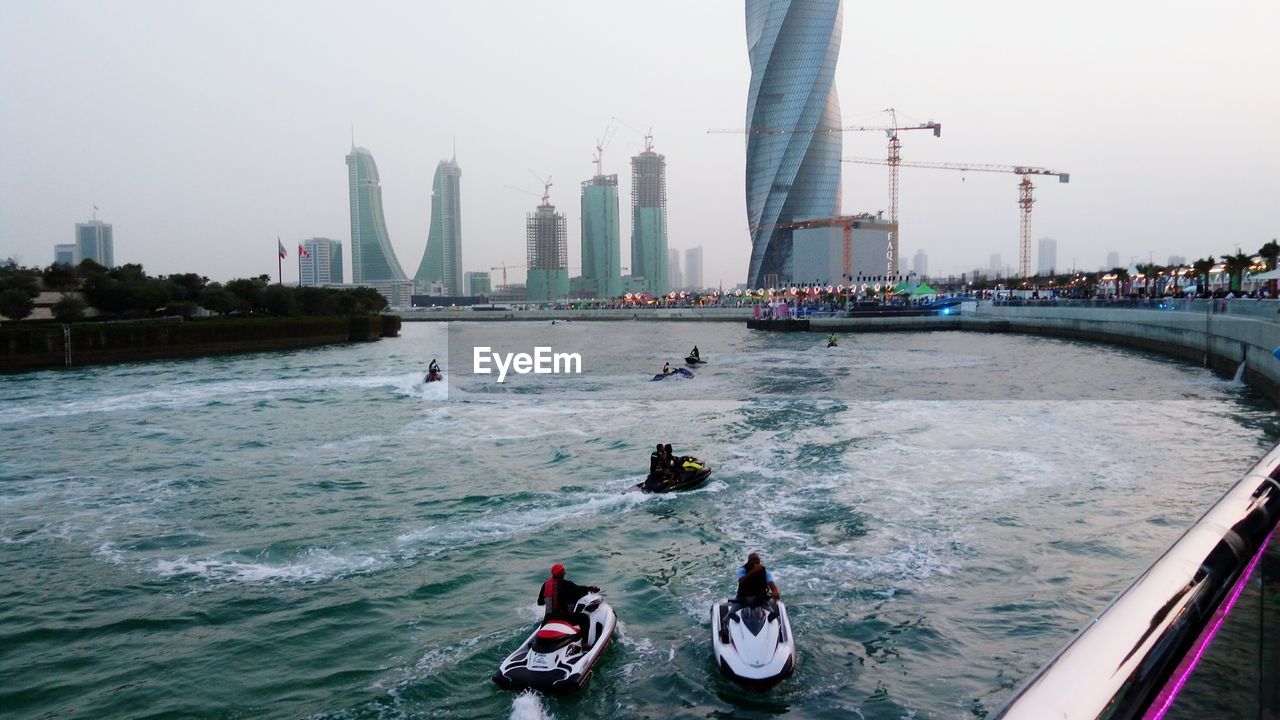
[538,563,599,648]
[736,552,781,605]
[426,358,443,383]
[690,346,700,359]
[826,334,838,348]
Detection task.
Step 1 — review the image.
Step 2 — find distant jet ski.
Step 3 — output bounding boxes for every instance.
[710,598,796,688]
[685,355,707,365]
[425,370,444,383]
[635,457,712,493]
[493,591,616,693]
[826,340,837,348]
[651,367,695,381]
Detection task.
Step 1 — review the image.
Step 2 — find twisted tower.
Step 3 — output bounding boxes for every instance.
[745,0,843,287]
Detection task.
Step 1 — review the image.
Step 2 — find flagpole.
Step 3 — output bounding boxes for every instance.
[277,237,282,285]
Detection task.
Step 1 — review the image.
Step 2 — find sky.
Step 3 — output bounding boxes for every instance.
[1,0,1277,285]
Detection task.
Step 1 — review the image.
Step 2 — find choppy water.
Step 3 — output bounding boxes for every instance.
[1,321,1275,719]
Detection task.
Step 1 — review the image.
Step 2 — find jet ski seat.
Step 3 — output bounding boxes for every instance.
[532,621,581,652]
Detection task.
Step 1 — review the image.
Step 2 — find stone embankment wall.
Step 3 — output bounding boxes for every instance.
[806,303,1280,404]
[1,315,401,373]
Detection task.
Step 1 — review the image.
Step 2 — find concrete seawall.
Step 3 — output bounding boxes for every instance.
[807,304,1280,405]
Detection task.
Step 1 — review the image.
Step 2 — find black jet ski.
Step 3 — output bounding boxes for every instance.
[685,354,707,365]
[651,367,695,381]
[711,597,796,688]
[493,591,617,693]
[636,456,712,493]
[425,370,444,383]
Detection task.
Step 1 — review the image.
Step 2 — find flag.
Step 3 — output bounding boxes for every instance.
[298,243,311,259]
[93,205,99,211]
[278,238,287,259]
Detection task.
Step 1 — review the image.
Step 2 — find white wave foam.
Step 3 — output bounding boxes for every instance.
[152,547,391,584]
[509,691,555,720]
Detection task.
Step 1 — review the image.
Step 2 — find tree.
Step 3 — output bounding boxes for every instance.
[1192,256,1216,294]
[0,288,35,321]
[198,285,246,315]
[1259,239,1280,270]
[43,262,80,291]
[1221,252,1256,293]
[52,294,86,322]
[1111,267,1130,297]
[225,277,268,312]
[262,284,298,316]
[1135,263,1161,297]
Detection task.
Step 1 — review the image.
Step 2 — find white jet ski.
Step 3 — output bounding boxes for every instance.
[493,592,616,693]
[710,598,796,687]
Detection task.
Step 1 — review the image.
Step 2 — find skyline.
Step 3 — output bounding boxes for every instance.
[1,1,1277,285]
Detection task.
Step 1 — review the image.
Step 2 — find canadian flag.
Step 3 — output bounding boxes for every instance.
[299,243,311,259]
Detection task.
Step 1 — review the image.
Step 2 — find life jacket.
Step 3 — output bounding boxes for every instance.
[738,563,767,600]
[650,452,663,474]
[542,577,564,615]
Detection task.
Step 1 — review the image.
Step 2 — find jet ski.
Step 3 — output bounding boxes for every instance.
[651,367,695,381]
[425,370,444,383]
[685,354,707,365]
[636,456,712,493]
[711,597,796,688]
[493,591,617,693]
[826,341,837,348]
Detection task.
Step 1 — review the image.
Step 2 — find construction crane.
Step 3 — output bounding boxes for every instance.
[843,157,1070,279]
[593,123,617,177]
[490,262,527,288]
[709,108,941,274]
[611,116,654,152]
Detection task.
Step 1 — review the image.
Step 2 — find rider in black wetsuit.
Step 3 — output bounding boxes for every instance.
[537,563,598,646]
[690,345,700,359]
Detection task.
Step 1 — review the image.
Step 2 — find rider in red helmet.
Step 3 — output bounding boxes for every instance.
[537,563,599,648]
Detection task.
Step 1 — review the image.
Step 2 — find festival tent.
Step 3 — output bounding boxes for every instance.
[911,282,939,297]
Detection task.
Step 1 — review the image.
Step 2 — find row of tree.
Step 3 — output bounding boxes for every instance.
[0,259,388,322]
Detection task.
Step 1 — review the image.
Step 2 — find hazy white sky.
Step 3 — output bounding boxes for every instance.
[1,0,1277,283]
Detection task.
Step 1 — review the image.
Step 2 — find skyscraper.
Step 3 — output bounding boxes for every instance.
[580,173,621,298]
[299,238,344,286]
[631,144,668,295]
[668,249,683,291]
[75,220,114,267]
[526,196,568,303]
[1106,251,1120,269]
[54,244,75,266]
[744,0,843,288]
[1037,237,1057,276]
[414,157,463,295]
[347,146,408,285]
[685,246,704,290]
[912,248,929,277]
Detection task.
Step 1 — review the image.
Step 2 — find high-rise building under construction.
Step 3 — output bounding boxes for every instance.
[744,0,843,288]
[580,173,621,299]
[630,144,668,296]
[526,196,568,303]
[414,157,463,295]
[347,146,409,284]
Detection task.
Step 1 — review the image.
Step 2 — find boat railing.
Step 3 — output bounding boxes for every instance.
[996,444,1280,719]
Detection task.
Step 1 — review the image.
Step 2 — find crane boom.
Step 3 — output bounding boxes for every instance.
[706,121,940,136]
[842,157,1069,279]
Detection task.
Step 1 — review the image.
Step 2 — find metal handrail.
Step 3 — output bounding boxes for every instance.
[996,444,1280,719]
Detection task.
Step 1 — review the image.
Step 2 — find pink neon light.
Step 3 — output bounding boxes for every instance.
[1142,528,1274,720]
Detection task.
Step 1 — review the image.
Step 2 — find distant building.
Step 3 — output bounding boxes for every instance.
[75,220,114,267]
[580,173,621,298]
[299,237,344,286]
[685,247,704,291]
[631,145,668,295]
[668,249,683,291]
[912,249,929,277]
[526,197,568,302]
[414,157,463,295]
[1106,251,1120,269]
[491,283,527,302]
[54,243,76,266]
[744,0,843,287]
[465,271,491,297]
[989,254,1002,277]
[347,145,409,285]
[1037,237,1057,276]
[621,276,649,294]
[789,215,893,285]
[366,280,414,308]
[1168,255,1187,267]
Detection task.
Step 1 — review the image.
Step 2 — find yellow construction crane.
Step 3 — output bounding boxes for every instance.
[490,262,527,288]
[843,157,1070,279]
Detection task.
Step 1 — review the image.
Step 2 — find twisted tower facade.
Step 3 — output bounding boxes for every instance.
[744,0,843,287]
